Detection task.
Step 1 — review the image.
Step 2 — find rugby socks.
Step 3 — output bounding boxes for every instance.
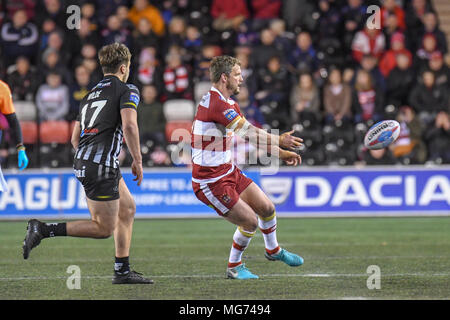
[258,212,280,255]
[114,256,130,275]
[228,227,255,268]
[41,222,67,238]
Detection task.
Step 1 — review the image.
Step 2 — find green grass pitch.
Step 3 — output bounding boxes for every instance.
[1,217,449,300]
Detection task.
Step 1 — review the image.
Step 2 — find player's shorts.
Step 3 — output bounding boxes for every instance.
[73,160,122,201]
[192,167,253,216]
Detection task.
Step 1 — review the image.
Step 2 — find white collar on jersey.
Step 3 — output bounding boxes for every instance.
[210,86,235,105]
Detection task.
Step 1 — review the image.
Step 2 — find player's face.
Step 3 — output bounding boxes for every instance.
[226,65,243,96]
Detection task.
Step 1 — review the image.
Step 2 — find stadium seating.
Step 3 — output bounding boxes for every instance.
[165,121,192,143]
[39,121,71,167]
[13,101,37,122]
[163,99,195,122]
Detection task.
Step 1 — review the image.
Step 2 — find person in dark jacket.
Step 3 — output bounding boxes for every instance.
[408,70,448,125]
[386,52,416,109]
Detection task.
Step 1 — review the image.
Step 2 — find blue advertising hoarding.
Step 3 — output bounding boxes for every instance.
[0,166,448,219]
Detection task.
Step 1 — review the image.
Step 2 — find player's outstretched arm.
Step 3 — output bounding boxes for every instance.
[241,121,303,151]
[121,108,143,186]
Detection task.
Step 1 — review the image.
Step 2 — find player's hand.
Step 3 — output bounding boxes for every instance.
[279,149,302,166]
[279,130,303,151]
[17,148,29,171]
[131,160,143,186]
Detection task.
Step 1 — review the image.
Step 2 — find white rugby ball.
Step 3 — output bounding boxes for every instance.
[364,120,400,150]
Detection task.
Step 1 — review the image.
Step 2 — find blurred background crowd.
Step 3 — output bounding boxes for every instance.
[0,0,449,169]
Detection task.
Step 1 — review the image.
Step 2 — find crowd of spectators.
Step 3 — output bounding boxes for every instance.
[0,0,449,168]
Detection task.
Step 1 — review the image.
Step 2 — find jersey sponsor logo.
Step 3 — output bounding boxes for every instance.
[94,81,111,89]
[224,109,238,121]
[126,84,139,91]
[130,92,140,105]
[80,128,99,137]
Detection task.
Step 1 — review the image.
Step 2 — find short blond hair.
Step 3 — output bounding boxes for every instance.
[209,55,240,83]
[98,42,131,74]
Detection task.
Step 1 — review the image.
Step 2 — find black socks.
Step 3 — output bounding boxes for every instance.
[114,256,130,275]
[41,222,67,238]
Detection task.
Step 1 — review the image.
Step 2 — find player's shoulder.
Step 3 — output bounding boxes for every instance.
[0,79,11,94]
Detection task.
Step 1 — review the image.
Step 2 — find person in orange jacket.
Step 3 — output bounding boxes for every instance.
[127,0,165,37]
[0,79,29,192]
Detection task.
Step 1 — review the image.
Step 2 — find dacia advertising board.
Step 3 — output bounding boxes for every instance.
[0,167,448,218]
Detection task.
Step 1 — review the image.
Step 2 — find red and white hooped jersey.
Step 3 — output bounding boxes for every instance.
[191,87,246,183]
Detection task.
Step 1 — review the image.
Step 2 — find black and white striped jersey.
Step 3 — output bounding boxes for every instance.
[74,75,140,168]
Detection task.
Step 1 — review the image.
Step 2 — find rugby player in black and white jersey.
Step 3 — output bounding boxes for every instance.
[22,43,153,284]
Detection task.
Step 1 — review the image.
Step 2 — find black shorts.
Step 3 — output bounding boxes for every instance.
[73,160,122,201]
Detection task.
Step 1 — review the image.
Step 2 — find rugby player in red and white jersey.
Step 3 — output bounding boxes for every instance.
[191,56,304,279]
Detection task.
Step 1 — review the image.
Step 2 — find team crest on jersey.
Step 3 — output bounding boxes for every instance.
[130,92,140,105]
[224,109,238,121]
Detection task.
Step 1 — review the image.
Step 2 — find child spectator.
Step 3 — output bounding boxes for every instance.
[35,71,69,121]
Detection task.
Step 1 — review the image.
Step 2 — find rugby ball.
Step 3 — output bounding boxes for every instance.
[364,120,400,150]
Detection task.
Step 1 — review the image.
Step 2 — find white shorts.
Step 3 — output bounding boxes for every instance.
[0,165,7,192]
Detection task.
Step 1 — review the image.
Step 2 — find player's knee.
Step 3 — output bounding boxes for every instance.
[259,202,275,218]
[96,222,115,239]
[120,200,136,221]
[243,217,258,233]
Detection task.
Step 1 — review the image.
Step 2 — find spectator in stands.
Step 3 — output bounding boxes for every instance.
[352,69,384,124]
[351,25,386,63]
[39,48,73,87]
[116,5,135,31]
[133,17,160,56]
[211,0,249,31]
[379,32,412,77]
[250,28,283,71]
[424,111,450,164]
[357,54,386,93]
[420,11,447,54]
[288,31,318,74]
[80,1,98,32]
[183,25,203,65]
[41,30,70,66]
[268,19,295,56]
[391,105,427,164]
[340,0,367,55]
[405,0,432,44]
[69,65,92,121]
[137,84,166,147]
[380,0,406,30]
[95,0,129,29]
[414,33,438,72]
[254,55,289,114]
[161,45,192,101]
[408,70,448,125]
[383,12,408,50]
[290,72,320,124]
[323,68,352,124]
[3,0,36,21]
[236,85,265,128]
[36,0,66,29]
[35,71,70,121]
[386,53,416,109]
[128,0,165,37]
[316,0,342,42]
[361,148,397,165]
[101,15,133,47]
[282,0,316,32]
[133,46,163,92]
[6,56,38,102]
[250,0,282,32]
[162,16,186,56]
[0,9,39,66]
[193,45,219,82]
[425,51,450,88]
